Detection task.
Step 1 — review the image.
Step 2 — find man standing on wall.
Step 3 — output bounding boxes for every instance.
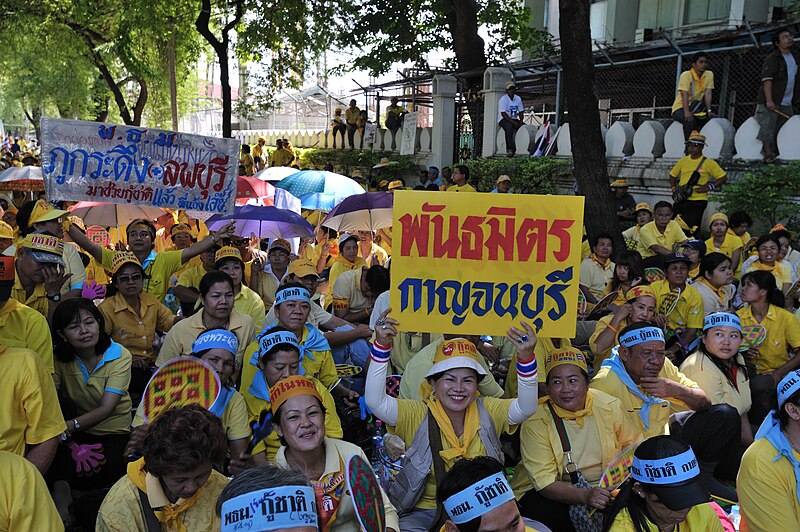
[756,27,799,163]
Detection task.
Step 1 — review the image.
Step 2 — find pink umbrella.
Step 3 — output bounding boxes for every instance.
[236,176,275,205]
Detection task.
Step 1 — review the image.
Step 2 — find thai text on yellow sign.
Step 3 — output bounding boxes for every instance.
[389,191,584,337]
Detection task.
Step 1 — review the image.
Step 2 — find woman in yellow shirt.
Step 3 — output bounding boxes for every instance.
[214,246,265,327]
[705,213,742,274]
[604,435,724,531]
[742,234,793,294]
[328,233,366,292]
[692,253,734,315]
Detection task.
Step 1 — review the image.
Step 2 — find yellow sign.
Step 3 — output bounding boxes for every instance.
[389,191,584,337]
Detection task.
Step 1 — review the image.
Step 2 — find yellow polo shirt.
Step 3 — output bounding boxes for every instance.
[705,233,743,260]
[736,304,800,374]
[86,257,110,285]
[332,267,371,313]
[360,242,388,266]
[609,503,723,531]
[386,332,444,374]
[62,241,87,292]
[590,359,698,438]
[651,280,704,331]
[176,265,210,290]
[0,299,54,373]
[512,390,640,497]
[328,257,367,296]
[11,275,48,318]
[0,346,65,457]
[506,338,573,396]
[98,292,176,361]
[234,285,266,330]
[100,248,183,304]
[579,255,615,300]
[671,69,715,112]
[155,310,257,369]
[0,451,64,531]
[669,155,726,202]
[589,315,630,368]
[637,220,689,258]
[738,437,800,531]
[377,226,393,256]
[54,342,133,436]
[743,260,793,289]
[242,375,342,460]
[249,270,279,311]
[446,184,477,192]
[679,352,751,415]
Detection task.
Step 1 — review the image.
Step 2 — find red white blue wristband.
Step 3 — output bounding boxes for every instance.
[370,342,392,363]
[516,355,538,379]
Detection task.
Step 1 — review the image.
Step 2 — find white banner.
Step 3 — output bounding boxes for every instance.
[400,111,418,155]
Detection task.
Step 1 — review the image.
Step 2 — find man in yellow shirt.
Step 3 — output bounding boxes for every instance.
[447,165,477,192]
[173,246,217,316]
[12,233,69,323]
[650,252,704,361]
[385,96,406,133]
[579,232,615,302]
[591,322,740,500]
[345,99,360,149]
[0,450,64,531]
[331,108,347,148]
[251,136,266,169]
[269,139,295,167]
[671,52,714,140]
[637,201,689,267]
[215,246,265,328]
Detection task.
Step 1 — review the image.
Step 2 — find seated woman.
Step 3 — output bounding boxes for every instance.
[97,405,229,531]
[692,253,735,315]
[603,435,724,531]
[680,313,751,479]
[131,329,255,474]
[605,250,646,308]
[738,369,800,531]
[214,246,265,328]
[590,286,657,369]
[98,252,178,402]
[742,234,793,295]
[271,375,399,531]
[49,298,133,515]
[242,326,342,461]
[328,233,366,293]
[513,348,639,532]
[365,310,539,532]
[705,213,743,275]
[737,270,800,425]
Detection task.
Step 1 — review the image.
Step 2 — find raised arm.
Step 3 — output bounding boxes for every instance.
[505,322,539,424]
[180,220,235,264]
[364,309,399,425]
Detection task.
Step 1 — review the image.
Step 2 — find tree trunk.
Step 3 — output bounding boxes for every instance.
[23,106,42,142]
[219,39,232,138]
[559,0,624,252]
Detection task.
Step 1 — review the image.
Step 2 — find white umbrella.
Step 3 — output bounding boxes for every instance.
[252,166,298,183]
[69,201,167,226]
[0,166,44,191]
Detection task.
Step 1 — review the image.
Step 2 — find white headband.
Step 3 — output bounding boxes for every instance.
[220,486,318,531]
[443,474,514,525]
[619,326,665,347]
[274,287,311,306]
[630,448,699,485]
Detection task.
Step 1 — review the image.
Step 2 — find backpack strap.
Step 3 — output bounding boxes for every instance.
[138,488,161,532]
[546,401,579,484]
[428,410,449,532]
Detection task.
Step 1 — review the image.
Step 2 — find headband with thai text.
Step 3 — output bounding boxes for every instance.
[619,326,665,347]
[630,448,699,485]
[192,329,238,356]
[443,474,515,525]
[220,486,318,531]
[274,286,311,306]
[703,312,742,332]
[778,370,800,409]
[258,330,300,354]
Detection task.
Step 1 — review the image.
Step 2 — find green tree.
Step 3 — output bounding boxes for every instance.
[718,163,800,233]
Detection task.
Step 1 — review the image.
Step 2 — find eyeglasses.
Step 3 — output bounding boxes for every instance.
[117,274,143,284]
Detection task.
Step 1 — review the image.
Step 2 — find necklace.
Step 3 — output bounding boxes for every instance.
[783,429,800,453]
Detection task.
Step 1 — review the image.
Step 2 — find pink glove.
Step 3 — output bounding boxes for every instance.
[69,443,105,476]
[81,281,107,300]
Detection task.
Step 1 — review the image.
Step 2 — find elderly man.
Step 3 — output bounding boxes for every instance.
[498,81,524,157]
[13,233,69,324]
[591,322,741,500]
[491,175,512,194]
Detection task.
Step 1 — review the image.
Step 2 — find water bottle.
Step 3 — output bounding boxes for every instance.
[728,505,741,531]
[371,421,385,465]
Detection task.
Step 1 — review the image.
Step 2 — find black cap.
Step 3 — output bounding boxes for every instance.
[682,239,707,255]
[663,252,692,266]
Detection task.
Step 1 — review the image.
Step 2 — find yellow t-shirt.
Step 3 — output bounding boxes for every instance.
[328,256,367,296]
[176,265,210,290]
[679,352,751,415]
[0,299,54,373]
[609,503,723,531]
[377,226,393,256]
[54,343,133,436]
[637,220,689,258]
[589,315,629,368]
[332,267,371,314]
[669,155,726,202]
[101,248,184,304]
[705,233,743,260]
[651,280,704,331]
[234,285,266,331]
[345,107,360,125]
[62,241,88,292]
[0,346,66,456]
[387,332,444,374]
[98,292,176,361]
[390,397,513,510]
[738,436,800,531]
[361,242,388,266]
[11,274,48,318]
[446,184,477,192]
[579,256,615,300]
[506,338,573,396]
[671,69,715,113]
[86,257,110,285]
[590,358,698,438]
[736,304,800,374]
[511,390,640,497]
[250,270,279,312]
[0,450,64,531]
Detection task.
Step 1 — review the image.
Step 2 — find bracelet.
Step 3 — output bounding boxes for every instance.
[364,308,371,317]
[607,323,619,334]
[708,183,715,191]
[211,233,218,243]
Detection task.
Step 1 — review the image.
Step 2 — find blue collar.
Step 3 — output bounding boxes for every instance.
[141,250,157,270]
[75,341,123,384]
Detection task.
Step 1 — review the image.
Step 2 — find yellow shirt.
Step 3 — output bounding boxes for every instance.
[234,285,266,330]
[506,338,573,396]
[0,346,66,456]
[332,267,371,313]
[589,315,629,368]
[621,225,641,244]
[242,375,342,459]
[377,226,393,256]
[98,292,176,361]
[249,269,279,312]
[328,256,367,296]
[345,107,360,125]
[97,465,228,532]
[743,260,793,289]
[446,184,477,192]
[62,241,88,292]
[679,352,751,415]
[671,69,715,113]
[386,332,444,374]
[637,220,689,258]
[651,280,704,331]
[669,155,726,202]
[590,358,698,438]
[101,248,184,304]
[155,310,257,370]
[275,437,400,532]
[360,242,388,266]
[11,274,48,318]
[738,437,800,531]
[579,256,615,300]
[86,257,110,285]
[0,450,64,532]
[736,304,800,374]
[511,390,639,497]
[705,233,743,260]
[0,299,54,373]
[54,343,133,436]
[390,397,513,510]
[609,504,723,531]
[693,278,734,316]
[176,265,211,290]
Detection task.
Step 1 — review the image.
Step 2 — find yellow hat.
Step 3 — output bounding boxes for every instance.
[28,199,68,226]
[170,223,193,238]
[0,221,13,239]
[496,175,511,184]
[378,179,389,188]
[610,179,629,188]
[387,180,404,191]
[110,251,142,275]
[335,107,343,113]
[424,339,488,380]
[686,131,707,145]
[373,157,398,169]
[626,285,657,302]
[634,202,652,214]
[269,376,323,414]
[771,224,798,238]
[504,81,517,90]
[215,246,244,266]
[287,259,319,279]
[351,169,363,178]
[545,348,588,375]
[269,238,291,253]
[709,213,728,226]
[20,233,64,265]
[67,215,86,233]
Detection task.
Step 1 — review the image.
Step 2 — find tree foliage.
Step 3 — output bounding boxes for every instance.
[717,163,800,233]
[463,156,569,193]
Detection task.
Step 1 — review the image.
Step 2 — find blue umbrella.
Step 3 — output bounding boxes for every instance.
[322,192,393,232]
[206,205,314,239]
[275,170,365,210]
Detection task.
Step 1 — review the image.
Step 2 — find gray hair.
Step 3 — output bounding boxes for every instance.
[215,464,310,515]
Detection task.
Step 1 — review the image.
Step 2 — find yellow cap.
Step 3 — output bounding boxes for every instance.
[170,223,193,238]
[28,200,68,226]
[269,238,291,253]
[496,175,511,184]
[424,339,487,380]
[686,131,707,145]
[545,348,588,375]
[215,246,244,266]
[287,259,319,279]
[610,179,629,188]
[21,233,64,265]
[110,251,142,275]
[269,376,323,414]
[0,221,13,239]
[351,169,363,177]
[626,285,657,302]
[387,180,404,191]
[709,213,728,226]
[378,179,389,188]
[634,202,652,214]
[67,216,86,233]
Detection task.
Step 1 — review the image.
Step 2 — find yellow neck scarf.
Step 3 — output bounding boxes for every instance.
[696,276,727,301]
[690,68,705,94]
[753,260,776,272]
[333,254,366,270]
[591,253,610,269]
[542,393,594,427]
[127,458,204,532]
[425,395,480,462]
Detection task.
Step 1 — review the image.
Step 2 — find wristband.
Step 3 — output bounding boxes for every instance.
[516,355,538,378]
[708,183,715,191]
[607,323,619,334]
[211,233,218,243]
[370,342,392,363]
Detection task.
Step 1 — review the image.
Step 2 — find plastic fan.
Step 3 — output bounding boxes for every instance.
[740,324,767,352]
[347,455,385,532]
[658,287,681,316]
[385,375,402,398]
[598,443,639,489]
[644,267,666,283]
[335,364,363,377]
[786,279,800,301]
[141,357,221,422]
[578,290,587,315]
[587,292,618,320]
[246,409,273,454]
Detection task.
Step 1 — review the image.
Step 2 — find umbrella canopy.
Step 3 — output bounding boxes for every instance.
[253,166,298,183]
[236,176,275,205]
[275,170,364,210]
[322,192,393,232]
[0,166,44,191]
[205,205,314,239]
[69,202,167,226]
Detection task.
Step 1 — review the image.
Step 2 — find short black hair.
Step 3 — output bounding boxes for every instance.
[590,232,614,251]
[455,165,470,179]
[729,211,753,228]
[690,51,708,64]
[653,201,673,212]
[365,265,390,296]
[772,27,792,47]
[436,457,508,532]
[199,270,234,298]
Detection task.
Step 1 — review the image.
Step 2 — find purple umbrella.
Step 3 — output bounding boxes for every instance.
[206,205,314,239]
[321,192,393,232]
